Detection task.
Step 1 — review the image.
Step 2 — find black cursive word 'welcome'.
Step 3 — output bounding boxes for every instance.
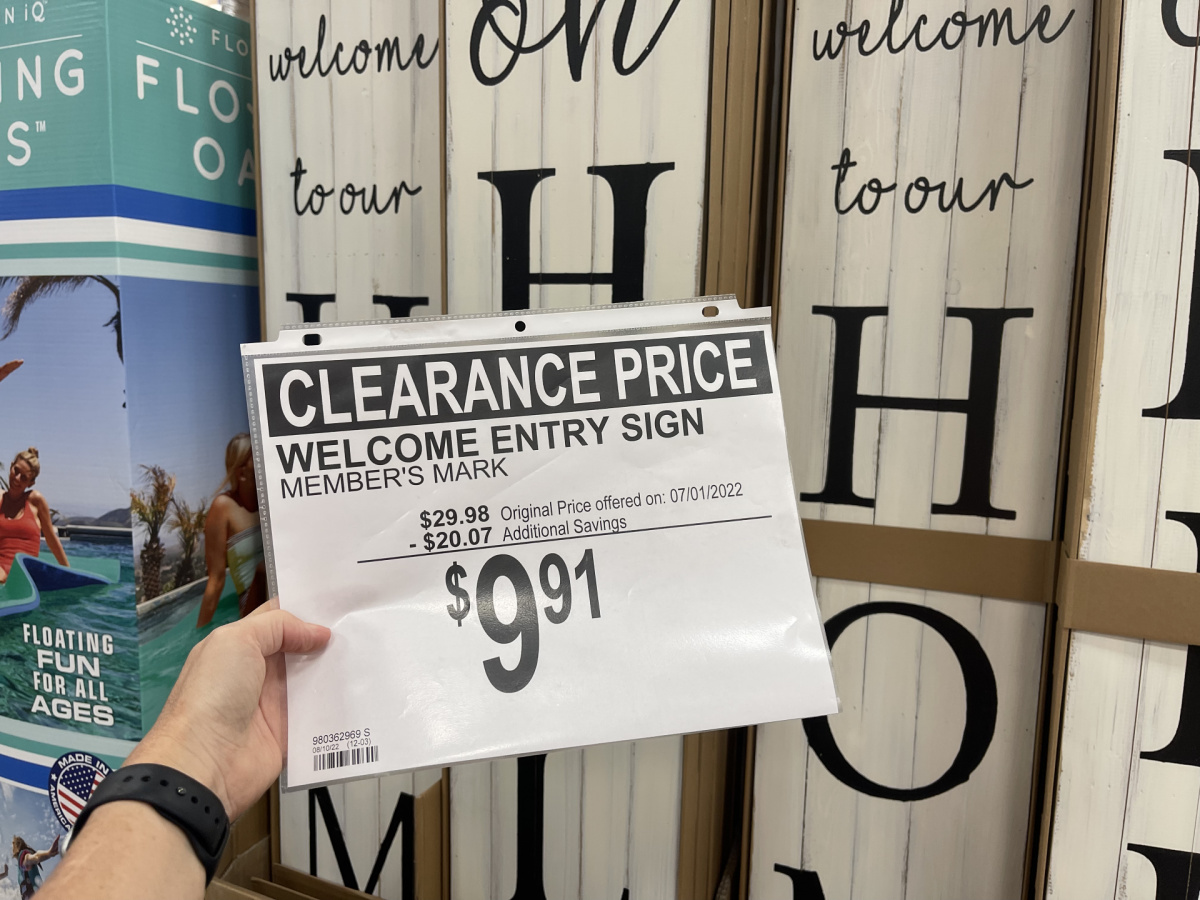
[814,0,1074,60]
[269,14,436,82]
[470,0,683,85]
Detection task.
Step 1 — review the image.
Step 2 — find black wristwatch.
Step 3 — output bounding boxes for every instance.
[70,764,230,884]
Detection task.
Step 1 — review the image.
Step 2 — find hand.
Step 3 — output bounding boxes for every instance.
[49,834,60,857]
[125,599,330,819]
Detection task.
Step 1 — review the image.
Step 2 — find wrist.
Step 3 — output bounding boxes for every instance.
[125,727,231,817]
[69,763,230,886]
[74,799,202,868]
[46,801,204,900]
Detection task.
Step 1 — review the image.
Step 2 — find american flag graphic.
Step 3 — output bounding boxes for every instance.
[53,764,104,827]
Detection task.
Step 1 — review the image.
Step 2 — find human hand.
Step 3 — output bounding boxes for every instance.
[125,599,330,819]
[49,834,60,857]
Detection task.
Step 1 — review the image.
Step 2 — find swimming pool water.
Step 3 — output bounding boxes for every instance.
[137,574,238,731]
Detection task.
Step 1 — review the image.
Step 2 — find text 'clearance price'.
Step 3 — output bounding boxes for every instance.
[444,550,600,693]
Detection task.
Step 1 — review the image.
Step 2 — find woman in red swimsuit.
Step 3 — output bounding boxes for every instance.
[0,447,68,580]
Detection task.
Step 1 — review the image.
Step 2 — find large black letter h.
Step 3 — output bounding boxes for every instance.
[802,305,1033,519]
[478,163,675,311]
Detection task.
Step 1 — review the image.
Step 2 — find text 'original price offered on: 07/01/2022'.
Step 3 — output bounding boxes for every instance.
[444,549,601,693]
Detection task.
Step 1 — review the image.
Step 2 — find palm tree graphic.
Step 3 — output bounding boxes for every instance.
[132,464,177,600]
[0,276,122,359]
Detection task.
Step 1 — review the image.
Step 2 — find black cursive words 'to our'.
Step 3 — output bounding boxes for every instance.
[831,148,1034,215]
[291,158,420,217]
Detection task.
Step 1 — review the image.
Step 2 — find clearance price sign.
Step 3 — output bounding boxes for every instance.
[242,297,837,788]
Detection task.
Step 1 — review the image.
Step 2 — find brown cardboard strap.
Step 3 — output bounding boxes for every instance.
[252,877,323,900]
[272,867,373,900]
[414,780,444,900]
[207,883,273,900]
[1059,550,1200,645]
[801,519,1057,604]
[677,731,730,900]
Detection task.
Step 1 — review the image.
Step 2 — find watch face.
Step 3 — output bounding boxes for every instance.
[47,752,112,831]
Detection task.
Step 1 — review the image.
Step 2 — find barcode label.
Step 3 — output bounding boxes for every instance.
[313,745,379,772]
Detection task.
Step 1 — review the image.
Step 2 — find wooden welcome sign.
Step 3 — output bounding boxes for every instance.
[443,0,709,316]
[1038,0,1200,895]
[443,3,718,900]
[251,0,777,897]
[252,1,445,895]
[255,0,442,335]
[747,0,1091,897]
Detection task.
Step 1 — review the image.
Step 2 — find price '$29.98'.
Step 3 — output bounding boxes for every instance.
[444,549,601,693]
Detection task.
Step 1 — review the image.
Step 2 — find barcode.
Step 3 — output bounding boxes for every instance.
[313,745,379,772]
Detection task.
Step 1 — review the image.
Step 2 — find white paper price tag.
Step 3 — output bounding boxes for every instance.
[242,297,837,788]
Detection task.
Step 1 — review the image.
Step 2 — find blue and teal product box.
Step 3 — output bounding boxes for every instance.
[0,1,258,883]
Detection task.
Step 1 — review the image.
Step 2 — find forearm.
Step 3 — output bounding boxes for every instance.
[39,712,232,899]
[47,532,68,565]
[37,801,204,900]
[39,502,68,565]
[196,575,225,627]
[35,602,329,900]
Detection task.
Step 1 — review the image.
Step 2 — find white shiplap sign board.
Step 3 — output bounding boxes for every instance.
[751,0,1090,896]
[278,769,443,897]
[1044,0,1200,894]
[444,0,711,316]
[442,2,714,898]
[255,0,442,340]
[255,0,443,891]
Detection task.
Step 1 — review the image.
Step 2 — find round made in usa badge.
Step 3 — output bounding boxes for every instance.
[47,752,111,830]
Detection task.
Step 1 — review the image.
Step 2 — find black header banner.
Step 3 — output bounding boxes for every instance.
[261,330,773,437]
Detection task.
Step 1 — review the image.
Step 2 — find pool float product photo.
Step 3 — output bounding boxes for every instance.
[0,553,121,618]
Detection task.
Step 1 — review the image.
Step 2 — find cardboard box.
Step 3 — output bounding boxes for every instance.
[0,0,259,875]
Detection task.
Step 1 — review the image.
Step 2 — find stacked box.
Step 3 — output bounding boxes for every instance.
[0,0,258,886]
[1039,0,1200,895]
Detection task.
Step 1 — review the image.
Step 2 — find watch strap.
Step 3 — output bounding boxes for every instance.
[71,763,229,884]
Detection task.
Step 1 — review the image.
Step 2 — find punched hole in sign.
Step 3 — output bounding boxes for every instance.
[702,306,719,318]
[514,320,527,332]
[303,333,321,346]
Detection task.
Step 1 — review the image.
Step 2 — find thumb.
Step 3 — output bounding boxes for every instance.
[241,608,331,658]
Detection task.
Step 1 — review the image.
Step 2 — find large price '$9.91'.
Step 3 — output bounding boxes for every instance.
[445,549,601,693]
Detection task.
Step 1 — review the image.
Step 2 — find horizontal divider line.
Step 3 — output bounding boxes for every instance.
[358,514,773,563]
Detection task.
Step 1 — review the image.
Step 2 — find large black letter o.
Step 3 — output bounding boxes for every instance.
[1162,0,1200,47]
[802,602,998,801]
